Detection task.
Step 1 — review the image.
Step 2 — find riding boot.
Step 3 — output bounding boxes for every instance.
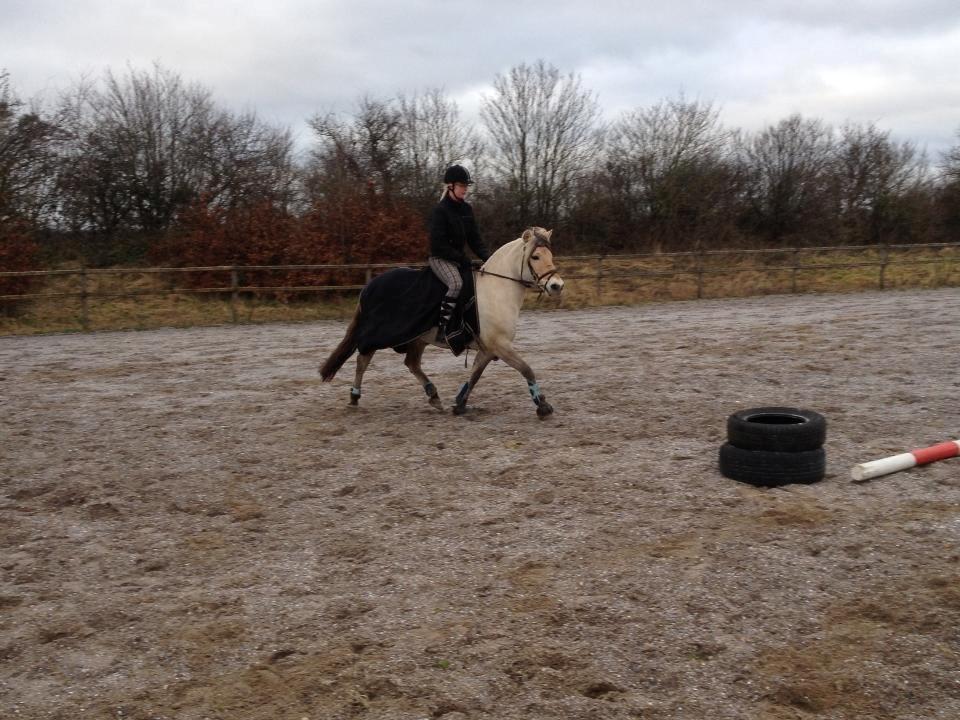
[436,298,456,341]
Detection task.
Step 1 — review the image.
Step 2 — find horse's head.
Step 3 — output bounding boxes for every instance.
[522,227,564,296]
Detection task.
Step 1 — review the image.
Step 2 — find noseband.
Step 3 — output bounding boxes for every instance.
[530,258,559,289]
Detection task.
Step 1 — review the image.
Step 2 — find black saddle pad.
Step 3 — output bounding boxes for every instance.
[355,266,479,357]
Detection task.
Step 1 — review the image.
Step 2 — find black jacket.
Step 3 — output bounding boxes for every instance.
[428,195,490,268]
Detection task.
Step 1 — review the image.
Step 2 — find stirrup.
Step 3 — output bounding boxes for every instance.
[436,299,455,341]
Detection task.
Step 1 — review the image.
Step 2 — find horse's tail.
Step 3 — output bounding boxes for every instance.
[320,302,362,381]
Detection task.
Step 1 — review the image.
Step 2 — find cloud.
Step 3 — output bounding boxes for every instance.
[2,0,958,155]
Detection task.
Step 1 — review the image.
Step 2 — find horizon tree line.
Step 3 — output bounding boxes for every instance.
[2,61,959,279]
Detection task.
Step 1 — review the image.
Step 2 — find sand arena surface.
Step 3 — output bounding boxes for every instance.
[1,288,959,720]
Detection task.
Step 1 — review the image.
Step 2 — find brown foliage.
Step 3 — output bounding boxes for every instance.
[0,216,40,302]
[306,186,425,264]
[151,188,426,295]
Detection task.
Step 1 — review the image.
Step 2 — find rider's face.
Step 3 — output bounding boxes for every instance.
[449,182,469,201]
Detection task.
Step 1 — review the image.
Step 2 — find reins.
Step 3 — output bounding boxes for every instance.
[477,267,540,290]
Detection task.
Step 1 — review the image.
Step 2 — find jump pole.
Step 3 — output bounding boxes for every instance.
[851,440,960,481]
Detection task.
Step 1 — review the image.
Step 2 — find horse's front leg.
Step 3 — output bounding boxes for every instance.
[403,340,443,410]
[452,349,496,416]
[349,351,375,406]
[496,345,554,418]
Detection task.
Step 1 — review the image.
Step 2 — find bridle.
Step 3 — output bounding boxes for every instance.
[478,235,558,293]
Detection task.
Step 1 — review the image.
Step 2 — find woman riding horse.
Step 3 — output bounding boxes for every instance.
[320,226,565,418]
[428,164,491,340]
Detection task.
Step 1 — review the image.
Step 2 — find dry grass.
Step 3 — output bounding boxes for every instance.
[0,269,358,335]
[3,246,959,335]
[552,245,960,310]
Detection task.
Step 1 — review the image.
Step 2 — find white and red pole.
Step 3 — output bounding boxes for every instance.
[851,440,960,481]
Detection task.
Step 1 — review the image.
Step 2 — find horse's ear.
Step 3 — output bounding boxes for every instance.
[522,228,534,243]
[545,229,553,244]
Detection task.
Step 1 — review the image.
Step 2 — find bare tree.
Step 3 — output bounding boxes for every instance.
[54,64,294,262]
[305,97,409,263]
[55,78,142,245]
[944,128,960,184]
[0,70,55,287]
[833,122,930,244]
[934,127,960,239]
[307,96,405,200]
[106,65,214,231]
[739,114,836,245]
[480,60,601,228]
[606,95,740,250]
[0,70,61,226]
[196,108,296,211]
[396,88,484,212]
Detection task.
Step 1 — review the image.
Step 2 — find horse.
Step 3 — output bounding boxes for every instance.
[319,227,565,418]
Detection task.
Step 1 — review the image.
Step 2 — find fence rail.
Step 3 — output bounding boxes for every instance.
[2,242,959,332]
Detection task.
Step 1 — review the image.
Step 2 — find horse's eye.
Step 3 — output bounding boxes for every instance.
[532,254,540,260]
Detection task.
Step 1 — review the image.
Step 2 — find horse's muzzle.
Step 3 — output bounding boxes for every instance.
[545,277,564,295]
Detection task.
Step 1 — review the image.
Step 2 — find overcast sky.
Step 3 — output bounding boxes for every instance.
[3,0,960,158]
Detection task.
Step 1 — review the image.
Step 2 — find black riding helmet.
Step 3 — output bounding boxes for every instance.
[443,164,473,185]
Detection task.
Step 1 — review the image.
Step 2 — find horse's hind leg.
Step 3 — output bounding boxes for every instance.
[350,351,375,406]
[496,344,554,418]
[403,340,443,410]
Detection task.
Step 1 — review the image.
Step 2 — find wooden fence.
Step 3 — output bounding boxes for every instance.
[2,241,959,332]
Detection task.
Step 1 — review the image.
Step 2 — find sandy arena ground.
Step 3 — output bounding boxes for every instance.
[1,288,959,720]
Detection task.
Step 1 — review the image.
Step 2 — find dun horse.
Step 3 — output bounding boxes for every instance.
[320,227,564,417]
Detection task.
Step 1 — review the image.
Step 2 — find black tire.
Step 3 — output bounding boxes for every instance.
[727,407,826,453]
[719,443,826,487]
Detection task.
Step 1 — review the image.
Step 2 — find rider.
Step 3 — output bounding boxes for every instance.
[427,164,491,339]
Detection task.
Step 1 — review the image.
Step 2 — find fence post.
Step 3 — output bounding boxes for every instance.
[365,267,372,285]
[595,256,604,301]
[791,249,800,293]
[695,246,705,299]
[879,244,890,290]
[230,267,239,323]
[79,267,89,331]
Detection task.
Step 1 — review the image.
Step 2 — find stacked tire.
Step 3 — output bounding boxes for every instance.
[719,407,826,487]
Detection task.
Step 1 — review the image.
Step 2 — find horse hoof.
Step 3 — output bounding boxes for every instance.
[452,404,468,416]
[536,401,554,418]
[429,395,444,410]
